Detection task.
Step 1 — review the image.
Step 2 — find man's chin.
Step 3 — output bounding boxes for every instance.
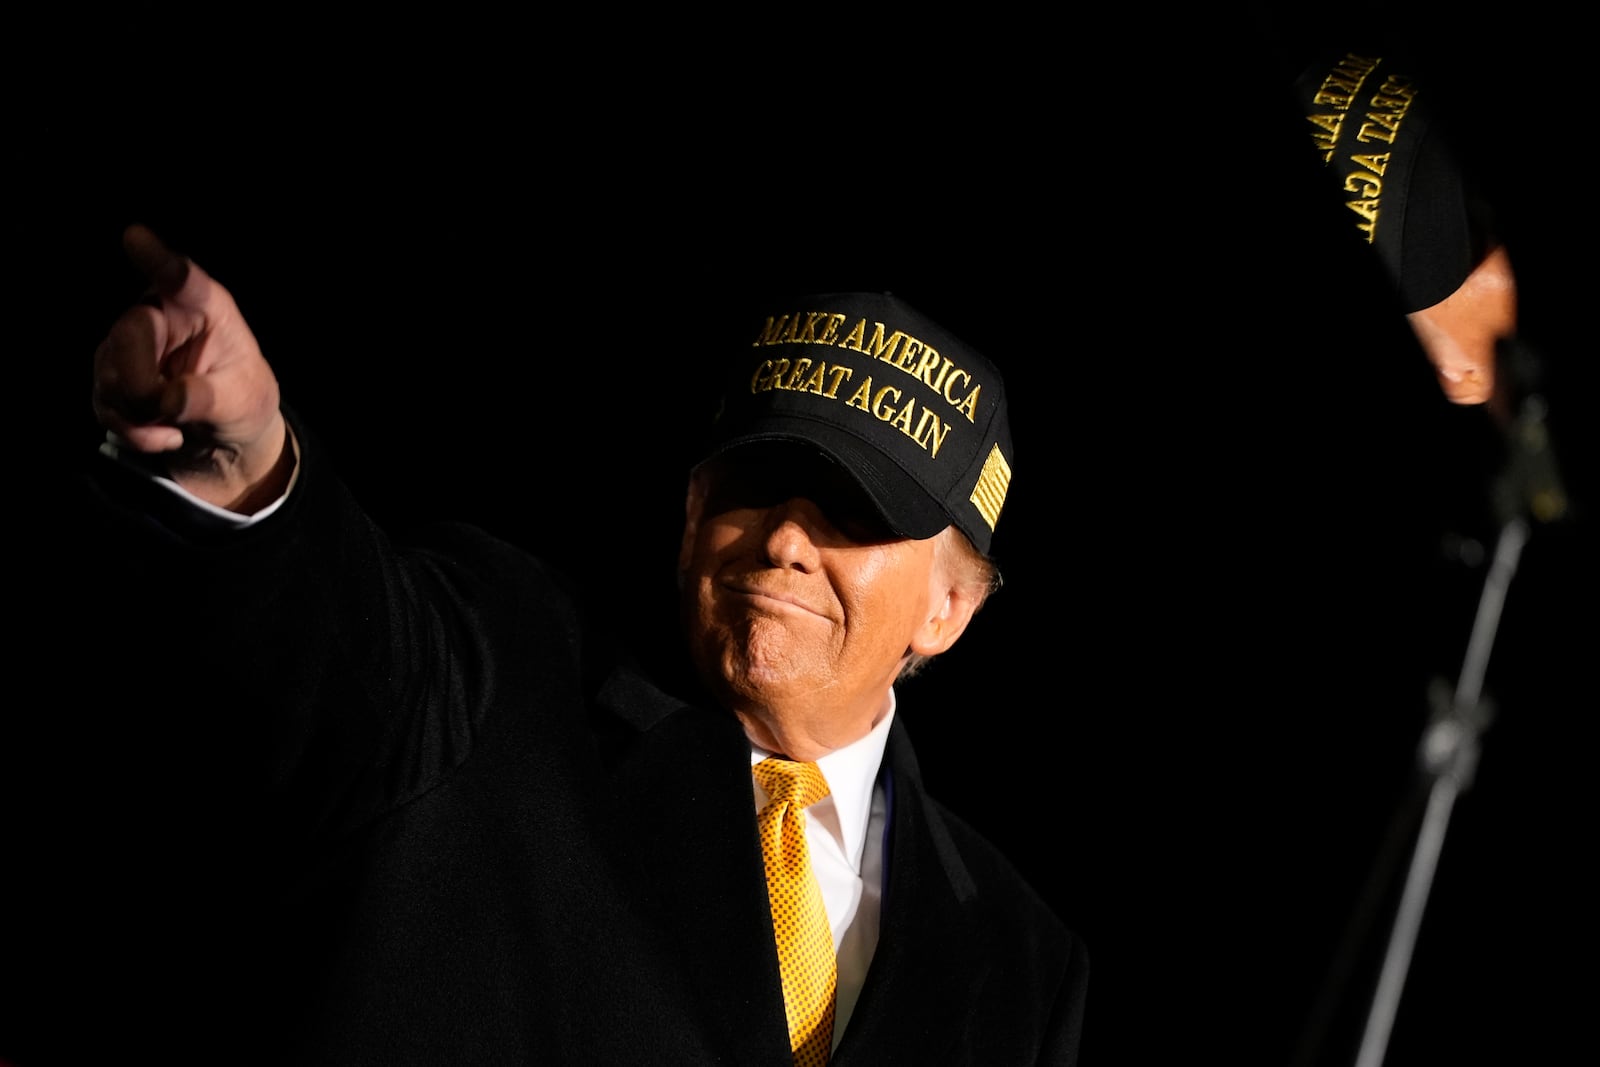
[718,660,817,709]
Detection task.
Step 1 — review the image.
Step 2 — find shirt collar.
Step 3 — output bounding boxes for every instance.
[749,689,896,874]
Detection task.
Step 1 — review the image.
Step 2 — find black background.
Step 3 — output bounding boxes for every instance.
[18,6,1593,1065]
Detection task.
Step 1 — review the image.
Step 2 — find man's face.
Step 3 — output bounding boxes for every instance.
[1405,243,1517,407]
[678,450,968,759]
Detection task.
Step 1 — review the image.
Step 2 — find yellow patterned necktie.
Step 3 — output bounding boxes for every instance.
[752,757,837,1066]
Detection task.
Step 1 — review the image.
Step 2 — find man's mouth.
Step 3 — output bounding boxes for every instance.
[721,578,827,619]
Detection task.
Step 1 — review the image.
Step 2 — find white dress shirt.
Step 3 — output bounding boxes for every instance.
[749,697,893,1048]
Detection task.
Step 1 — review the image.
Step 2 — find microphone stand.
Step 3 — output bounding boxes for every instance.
[1348,337,1569,1067]
[1349,523,1516,1067]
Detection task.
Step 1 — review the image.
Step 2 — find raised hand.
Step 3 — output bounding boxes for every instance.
[93,225,293,512]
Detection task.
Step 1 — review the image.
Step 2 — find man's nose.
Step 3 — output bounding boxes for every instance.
[761,498,824,570]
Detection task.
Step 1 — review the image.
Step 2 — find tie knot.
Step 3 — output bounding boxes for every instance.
[753,758,831,811]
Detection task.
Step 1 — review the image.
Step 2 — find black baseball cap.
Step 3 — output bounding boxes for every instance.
[1293,49,1495,312]
[695,292,1014,557]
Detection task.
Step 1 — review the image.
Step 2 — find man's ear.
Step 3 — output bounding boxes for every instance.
[909,585,981,659]
[678,470,708,574]
[909,540,983,658]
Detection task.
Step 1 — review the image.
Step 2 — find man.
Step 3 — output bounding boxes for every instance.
[1291,46,1518,413]
[51,226,1086,1066]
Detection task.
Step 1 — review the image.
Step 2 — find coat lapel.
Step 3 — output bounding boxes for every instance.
[596,666,795,1065]
[832,719,989,1065]
[597,669,989,1065]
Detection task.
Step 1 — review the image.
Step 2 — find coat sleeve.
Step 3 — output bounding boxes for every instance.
[1040,930,1090,1065]
[76,409,588,843]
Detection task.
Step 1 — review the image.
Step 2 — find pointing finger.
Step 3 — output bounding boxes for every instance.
[122,223,226,311]
[123,224,190,295]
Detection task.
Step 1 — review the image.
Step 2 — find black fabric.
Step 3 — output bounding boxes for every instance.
[16,413,1086,1066]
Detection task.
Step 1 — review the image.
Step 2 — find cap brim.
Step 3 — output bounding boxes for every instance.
[698,418,952,541]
